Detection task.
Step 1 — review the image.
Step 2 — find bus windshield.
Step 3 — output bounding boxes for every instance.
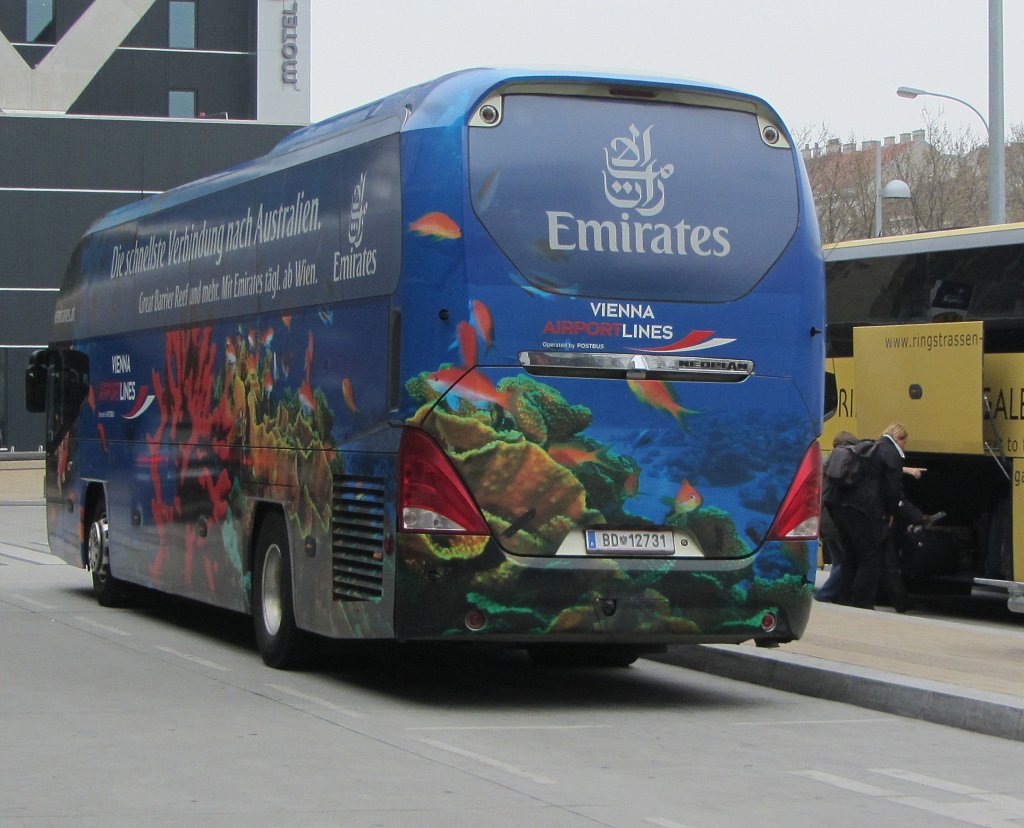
[469,93,799,302]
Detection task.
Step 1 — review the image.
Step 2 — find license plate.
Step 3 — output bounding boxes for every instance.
[585,529,675,554]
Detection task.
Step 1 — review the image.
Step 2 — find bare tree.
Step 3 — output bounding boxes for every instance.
[799,114,1024,243]
[800,127,876,243]
[887,110,985,233]
[1007,122,1024,224]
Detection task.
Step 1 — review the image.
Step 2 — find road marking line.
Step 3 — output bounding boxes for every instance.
[264,684,364,718]
[154,646,230,671]
[645,818,693,828]
[888,794,1024,827]
[872,768,986,795]
[417,738,556,785]
[0,552,46,565]
[794,769,1024,826]
[75,616,130,636]
[407,724,608,731]
[790,770,896,797]
[9,594,55,610]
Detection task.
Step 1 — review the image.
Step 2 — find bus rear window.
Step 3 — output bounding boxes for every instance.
[469,94,799,302]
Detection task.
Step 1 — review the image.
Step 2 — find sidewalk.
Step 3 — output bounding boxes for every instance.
[0,459,44,503]
[656,593,1024,742]
[4,461,1022,740]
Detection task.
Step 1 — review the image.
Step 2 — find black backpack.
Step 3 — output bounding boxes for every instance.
[824,439,878,490]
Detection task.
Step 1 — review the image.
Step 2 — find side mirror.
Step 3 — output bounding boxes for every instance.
[24,348,90,451]
[25,349,51,413]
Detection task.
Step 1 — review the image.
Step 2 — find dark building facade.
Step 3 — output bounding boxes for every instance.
[0,0,309,450]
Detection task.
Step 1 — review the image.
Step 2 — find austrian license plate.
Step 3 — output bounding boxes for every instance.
[585,529,675,554]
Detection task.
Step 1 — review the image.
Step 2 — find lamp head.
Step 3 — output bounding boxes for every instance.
[882,179,912,200]
[897,86,925,99]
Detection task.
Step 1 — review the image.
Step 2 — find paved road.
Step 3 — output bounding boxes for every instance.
[4,503,1024,827]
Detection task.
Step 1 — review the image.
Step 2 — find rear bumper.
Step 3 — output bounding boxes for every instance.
[394,534,814,644]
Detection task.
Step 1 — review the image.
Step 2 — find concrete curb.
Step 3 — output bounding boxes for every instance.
[652,644,1024,742]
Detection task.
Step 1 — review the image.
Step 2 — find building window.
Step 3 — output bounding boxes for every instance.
[168,90,196,118]
[26,0,55,43]
[169,0,196,49]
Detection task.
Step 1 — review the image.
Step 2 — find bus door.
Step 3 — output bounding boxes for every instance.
[26,347,90,564]
[982,351,1024,589]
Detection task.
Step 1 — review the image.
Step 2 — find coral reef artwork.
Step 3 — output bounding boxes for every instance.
[142,321,338,600]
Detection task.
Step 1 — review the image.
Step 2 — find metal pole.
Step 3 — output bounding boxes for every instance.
[989,0,1006,224]
[873,143,883,237]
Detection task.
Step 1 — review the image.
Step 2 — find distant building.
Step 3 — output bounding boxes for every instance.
[0,0,309,450]
[801,130,929,243]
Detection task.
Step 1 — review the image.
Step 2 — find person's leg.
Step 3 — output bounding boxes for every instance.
[878,533,909,612]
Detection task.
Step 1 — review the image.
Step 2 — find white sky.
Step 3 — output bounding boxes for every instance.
[309,0,1023,147]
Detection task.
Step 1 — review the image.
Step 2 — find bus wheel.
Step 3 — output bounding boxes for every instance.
[253,512,313,669]
[87,501,124,607]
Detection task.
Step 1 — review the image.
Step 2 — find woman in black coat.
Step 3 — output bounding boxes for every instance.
[829,422,907,608]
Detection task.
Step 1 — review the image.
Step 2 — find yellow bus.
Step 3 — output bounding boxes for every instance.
[824,223,1024,612]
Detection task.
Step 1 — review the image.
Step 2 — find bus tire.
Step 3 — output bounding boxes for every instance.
[87,499,124,608]
[252,512,314,669]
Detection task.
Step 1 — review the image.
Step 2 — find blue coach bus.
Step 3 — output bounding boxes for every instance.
[27,68,825,668]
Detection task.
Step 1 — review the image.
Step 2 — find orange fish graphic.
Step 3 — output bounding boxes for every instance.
[427,367,513,410]
[470,299,494,349]
[409,211,462,240]
[627,379,697,425]
[547,443,610,470]
[662,479,703,514]
[457,320,478,367]
[264,369,274,397]
[623,467,641,498]
[298,379,315,413]
[304,330,315,380]
[342,377,358,413]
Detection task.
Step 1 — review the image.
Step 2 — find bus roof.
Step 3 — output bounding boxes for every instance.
[823,222,1024,263]
[83,67,782,237]
[270,67,775,154]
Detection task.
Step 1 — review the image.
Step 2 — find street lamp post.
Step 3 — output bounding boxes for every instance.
[896,85,988,132]
[895,0,1006,225]
[873,143,911,237]
[990,0,1006,225]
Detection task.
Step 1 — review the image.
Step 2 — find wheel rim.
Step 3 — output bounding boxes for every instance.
[260,542,284,637]
[87,516,109,581]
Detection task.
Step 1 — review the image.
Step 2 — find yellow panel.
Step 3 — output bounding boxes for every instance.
[983,353,1024,459]
[854,321,983,454]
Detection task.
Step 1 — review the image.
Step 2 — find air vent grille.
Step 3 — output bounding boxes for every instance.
[331,474,386,601]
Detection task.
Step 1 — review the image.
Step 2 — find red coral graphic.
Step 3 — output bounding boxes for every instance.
[146,328,235,592]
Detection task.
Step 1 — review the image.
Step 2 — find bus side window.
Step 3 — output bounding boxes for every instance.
[824,370,838,420]
[26,348,90,451]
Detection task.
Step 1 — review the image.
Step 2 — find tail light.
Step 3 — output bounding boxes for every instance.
[767,441,821,541]
[398,427,488,534]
